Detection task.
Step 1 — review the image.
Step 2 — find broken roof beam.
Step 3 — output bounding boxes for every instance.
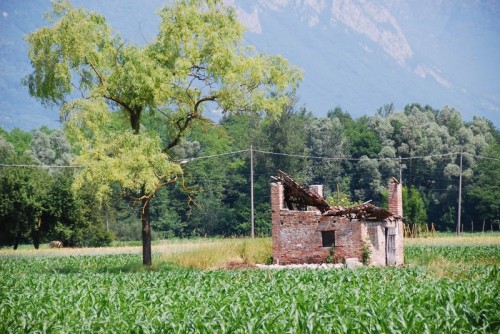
[272,170,395,220]
[324,202,392,219]
[274,170,331,213]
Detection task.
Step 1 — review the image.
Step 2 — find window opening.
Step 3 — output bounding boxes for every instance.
[321,230,335,247]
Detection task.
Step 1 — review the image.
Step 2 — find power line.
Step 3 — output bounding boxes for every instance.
[463,153,500,161]
[0,149,250,168]
[0,163,82,168]
[254,149,357,161]
[177,149,249,163]
[0,149,496,168]
[253,149,459,162]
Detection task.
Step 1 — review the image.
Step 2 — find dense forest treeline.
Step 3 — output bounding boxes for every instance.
[1,102,499,247]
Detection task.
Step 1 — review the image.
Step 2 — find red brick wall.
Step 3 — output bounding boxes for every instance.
[271,182,365,264]
[271,182,404,266]
[272,212,365,264]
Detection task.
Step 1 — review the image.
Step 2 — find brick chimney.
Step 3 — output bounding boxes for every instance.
[388,177,403,218]
[271,182,284,213]
[308,185,323,198]
[307,185,323,211]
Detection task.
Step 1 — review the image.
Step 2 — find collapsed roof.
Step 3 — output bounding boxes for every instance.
[272,170,393,220]
[271,170,331,213]
[323,202,393,220]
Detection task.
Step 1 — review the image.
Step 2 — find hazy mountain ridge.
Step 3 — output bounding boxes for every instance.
[232,0,499,123]
[233,0,486,88]
[0,0,498,130]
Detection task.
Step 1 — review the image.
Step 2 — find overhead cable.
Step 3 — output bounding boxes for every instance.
[0,148,497,168]
[0,163,82,168]
[253,149,458,161]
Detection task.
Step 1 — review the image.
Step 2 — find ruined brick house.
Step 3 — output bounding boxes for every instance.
[271,171,404,266]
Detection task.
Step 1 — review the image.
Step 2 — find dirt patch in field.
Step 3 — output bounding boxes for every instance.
[220,261,257,270]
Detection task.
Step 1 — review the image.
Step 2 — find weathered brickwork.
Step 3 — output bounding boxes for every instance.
[387,177,404,265]
[364,220,404,266]
[388,178,403,218]
[271,180,404,266]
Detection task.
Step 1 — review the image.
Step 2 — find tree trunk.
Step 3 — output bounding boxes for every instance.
[32,231,40,249]
[32,223,41,249]
[141,197,152,266]
[130,109,142,134]
[13,234,20,250]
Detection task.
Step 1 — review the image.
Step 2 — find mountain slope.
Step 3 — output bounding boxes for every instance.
[0,0,498,130]
[234,0,500,122]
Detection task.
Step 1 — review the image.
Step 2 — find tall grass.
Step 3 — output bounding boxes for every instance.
[0,238,273,269]
[405,231,500,247]
[157,238,272,269]
[401,232,500,280]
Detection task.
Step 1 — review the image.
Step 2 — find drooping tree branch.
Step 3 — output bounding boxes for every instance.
[86,57,105,87]
[165,95,218,150]
[86,57,142,133]
[130,176,179,204]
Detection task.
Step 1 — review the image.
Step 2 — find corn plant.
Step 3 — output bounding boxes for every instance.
[1,250,498,333]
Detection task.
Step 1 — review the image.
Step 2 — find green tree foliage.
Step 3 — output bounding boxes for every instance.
[258,104,312,175]
[352,156,382,201]
[24,0,300,264]
[467,140,500,225]
[325,190,360,208]
[402,186,427,226]
[307,112,348,193]
[2,102,497,242]
[370,104,495,228]
[0,129,112,248]
[330,108,381,159]
[28,129,73,166]
[0,136,47,249]
[0,128,32,156]
[42,171,113,247]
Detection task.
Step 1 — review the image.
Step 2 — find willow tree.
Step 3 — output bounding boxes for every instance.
[25,0,301,265]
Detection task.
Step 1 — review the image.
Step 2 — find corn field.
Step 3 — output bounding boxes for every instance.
[406,245,500,263]
[1,245,499,333]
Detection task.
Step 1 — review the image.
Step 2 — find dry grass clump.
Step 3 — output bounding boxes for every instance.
[0,244,143,257]
[405,232,500,247]
[157,238,272,269]
[405,232,500,279]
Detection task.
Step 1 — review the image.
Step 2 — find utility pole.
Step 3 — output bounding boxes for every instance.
[250,145,254,238]
[399,156,402,184]
[336,184,340,205]
[457,149,463,236]
[408,151,413,195]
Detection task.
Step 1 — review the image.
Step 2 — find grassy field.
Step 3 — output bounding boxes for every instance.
[1,234,499,333]
[0,238,272,269]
